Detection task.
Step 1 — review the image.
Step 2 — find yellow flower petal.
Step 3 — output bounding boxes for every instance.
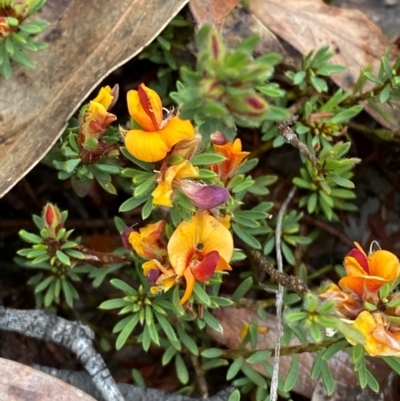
[179,268,196,305]
[368,250,400,281]
[152,161,199,207]
[93,86,114,110]
[352,311,400,356]
[168,213,233,277]
[124,129,170,162]
[158,116,195,149]
[127,84,163,131]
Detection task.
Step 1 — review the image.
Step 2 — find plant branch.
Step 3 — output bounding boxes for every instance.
[277,117,318,166]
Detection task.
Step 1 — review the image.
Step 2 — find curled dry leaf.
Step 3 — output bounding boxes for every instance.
[209,307,395,399]
[249,0,400,135]
[0,357,96,401]
[0,0,189,198]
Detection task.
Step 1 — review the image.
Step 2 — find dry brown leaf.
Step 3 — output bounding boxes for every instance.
[0,0,189,198]
[209,307,394,399]
[189,0,240,30]
[0,357,96,401]
[249,0,400,135]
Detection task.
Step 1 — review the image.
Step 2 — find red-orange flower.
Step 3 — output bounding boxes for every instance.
[339,242,400,298]
[168,212,233,305]
[124,84,195,163]
[211,138,250,183]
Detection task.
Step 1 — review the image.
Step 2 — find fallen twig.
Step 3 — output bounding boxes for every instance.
[0,307,124,401]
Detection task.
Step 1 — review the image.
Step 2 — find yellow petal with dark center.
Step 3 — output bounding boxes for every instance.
[124,129,169,162]
[168,213,233,277]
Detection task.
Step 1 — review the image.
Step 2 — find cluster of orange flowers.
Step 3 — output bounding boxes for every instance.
[320,242,400,356]
[115,83,252,304]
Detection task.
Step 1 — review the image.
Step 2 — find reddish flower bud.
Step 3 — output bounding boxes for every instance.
[147,268,161,285]
[120,226,135,250]
[42,203,62,238]
[0,17,11,38]
[179,180,229,209]
[210,131,228,145]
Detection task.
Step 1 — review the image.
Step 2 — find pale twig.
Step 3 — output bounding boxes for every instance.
[277,117,318,166]
[270,187,296,401]
[0,307,125,401]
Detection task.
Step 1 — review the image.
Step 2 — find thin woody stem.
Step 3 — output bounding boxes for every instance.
[277,117,318,166]
[75,245,130,267]
[252,250,309,298]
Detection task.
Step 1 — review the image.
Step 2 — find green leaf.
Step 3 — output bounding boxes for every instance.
[266,105,290,121]
[203,309,223,333]
[201,348,223,358]
[311,352,323,380]
[119,196,147,212]
[191,153,226,165]
[19,230,43,244]
[321,361,335,395]
[330,175,354,188]
[175,354,189,384]
[56,250,71,266]
[231,276,253,301]
[177,327,198,355]
[368,99,396,124]
[227,357,243,380]
[202,358,229,370]
[310,76,328,92]
[228,389,241,401]
[241,364,267,388]
[131,368,146,387]
[232,224,261,249]
[246,350,271,364]
[322,341,348,360]
[99,298,129,310]
[65,249,85,259]
[116,314,140,350]
[155,312,179,345]
[110,279,137,295]
[193,282,211,306]
[35,275,54,294]
[284,355,299,392]
[134,176,155,197]
[330,105,363,124]
[162,345,177,365]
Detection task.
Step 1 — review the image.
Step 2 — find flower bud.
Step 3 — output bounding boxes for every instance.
[179,180,229,209]
[170,134,202,161]
[210,131,228,145]
[42,203,62,238]
[0,17,11,38]
[120,226,135,250]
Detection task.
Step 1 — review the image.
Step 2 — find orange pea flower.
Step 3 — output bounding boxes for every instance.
[124,83,195,163]
[339,242,400,298]
[212,138,250,183]
[167,212,233,305]
[351,311,400,356]
[152,161,199,207]
[127,220,167,260]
